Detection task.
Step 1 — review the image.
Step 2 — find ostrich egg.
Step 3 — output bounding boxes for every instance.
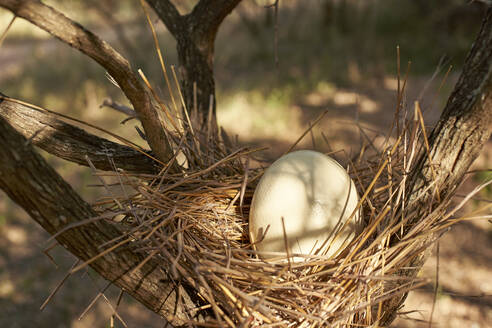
[249,150,362,260]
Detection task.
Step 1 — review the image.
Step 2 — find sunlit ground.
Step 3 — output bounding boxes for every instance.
[0,1,490,327]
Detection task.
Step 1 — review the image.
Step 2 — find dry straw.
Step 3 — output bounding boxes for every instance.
[83,68,490,327]
[72,7,491,327]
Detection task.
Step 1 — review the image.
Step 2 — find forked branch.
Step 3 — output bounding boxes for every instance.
[145,0,242,130]
[0,0,173,163]
[145,0,242,38]
[0,95,158,173]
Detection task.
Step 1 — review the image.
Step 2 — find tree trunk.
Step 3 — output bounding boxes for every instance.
[176,25,216,132]
[145,0,242,131]
[379,7,492,326]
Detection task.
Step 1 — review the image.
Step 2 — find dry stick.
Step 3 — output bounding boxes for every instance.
[46,211,127,244]
[70,237,134,274]
[308,121,317,149]
[239,157,250,216]
[171,65,201,155]
[428,241,440,328]
[417,55,450,105]
[92,283,129,328]
[138,69,181,134]
[78,274,129,328]
[211,276,273,324]
[193,82,198,118]
[265,0,280,70]
[190,265,232,327]
[172,218,184,279]
[332,135,403,266]
[149,133,187,190]
[415,101,440,202]
[111,289,125,328]
[86,155,124,209]
[284,110,328,155]
[108,157,132,205]
[207,94,215,151]
[100,98,136,118]
[42,240,59,268]
[0,15,15,47]
[384,61,411,150]
[387,149,394,224]
[40,259,80,311]
[424,64,453,126]
[78,281,111,320]
[139,0,179,115]
[440,179,492,223]
[396,45,401,139]
[274,1,279,70]
[281,217,292,272]
[160,147,263,194]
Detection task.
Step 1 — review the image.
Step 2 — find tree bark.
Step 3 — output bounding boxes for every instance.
[145,0,242,131]
[379,7,492,326]
[0,94,158,174]
[0,112,196,327]
[0,0,173,163]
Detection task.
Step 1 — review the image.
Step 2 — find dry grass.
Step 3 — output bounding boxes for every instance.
[51,11,491,325]
[71,79,489,327]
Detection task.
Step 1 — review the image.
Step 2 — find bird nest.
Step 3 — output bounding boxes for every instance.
[87,97,484,327]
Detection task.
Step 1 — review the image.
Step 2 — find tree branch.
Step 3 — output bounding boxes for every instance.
[410,7,492,209]
[145,0,242,41]
[0,0,173,163]
[145,0,242,132]
[188,0,243,38]
[0,95,158,174]
[144,0,183,36]
[380,8,492,326]
[0,114,194,327]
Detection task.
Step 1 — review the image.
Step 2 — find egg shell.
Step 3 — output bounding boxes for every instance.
[249,150,362,261]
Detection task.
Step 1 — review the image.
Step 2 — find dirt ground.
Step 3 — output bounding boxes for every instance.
[0,2,491,327]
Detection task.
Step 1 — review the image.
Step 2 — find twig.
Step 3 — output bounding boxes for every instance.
[0,15,15,48]
[100,98,136,118]
[428,242,440,328]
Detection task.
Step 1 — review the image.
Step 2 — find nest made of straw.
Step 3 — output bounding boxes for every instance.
[85,92,488,328]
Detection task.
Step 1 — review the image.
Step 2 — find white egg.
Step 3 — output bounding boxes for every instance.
[249,150,362,261]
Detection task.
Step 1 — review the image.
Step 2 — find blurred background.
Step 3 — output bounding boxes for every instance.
[0,0,491,327]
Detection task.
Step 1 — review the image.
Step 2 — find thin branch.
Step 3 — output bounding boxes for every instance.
[0,0,173,163]
[100,98,137,118]
[266,0,280,69]
[0,95,157,173]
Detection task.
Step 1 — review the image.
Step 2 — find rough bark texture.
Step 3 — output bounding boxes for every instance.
[0,112,197,326]
[145,0,242,130]
[409,8,492,206]
[379,7,492,326]
[0,0,173,163]
[0,95,158,174]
